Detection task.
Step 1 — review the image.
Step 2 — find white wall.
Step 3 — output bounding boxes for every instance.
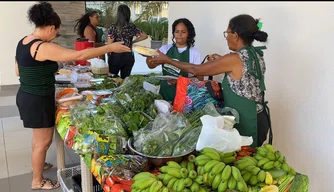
[0,2,37,86]
[169,2,333,191]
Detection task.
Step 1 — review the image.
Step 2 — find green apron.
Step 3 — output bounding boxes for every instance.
[222,46,270,148]
[159,45,190,102]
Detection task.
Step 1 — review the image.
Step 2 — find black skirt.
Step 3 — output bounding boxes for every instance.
[16,88,56,128]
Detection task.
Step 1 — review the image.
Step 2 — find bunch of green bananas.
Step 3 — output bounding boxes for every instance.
[193,148,247,192]
[158,156,208,192]
[131,172,169,192]
[235,156,266,186]
[195,147,236,171]
[254,144,296,176]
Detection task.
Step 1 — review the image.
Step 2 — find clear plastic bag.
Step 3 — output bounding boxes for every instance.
[202,102,221,117]
[96,155,148,180]
[172,126,202,156]
[94,132,127,155]
[133,112,190,156]
[72,132,98,155]
[90,112,129,139]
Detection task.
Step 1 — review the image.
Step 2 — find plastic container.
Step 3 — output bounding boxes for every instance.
[75,38,94,66]
[57,165,102,192]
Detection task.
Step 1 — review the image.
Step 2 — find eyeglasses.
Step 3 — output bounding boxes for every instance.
[223,31,234,38]
[56,33,62,38]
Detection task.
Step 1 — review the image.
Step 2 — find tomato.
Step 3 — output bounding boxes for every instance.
[237,151,251,157]
[103,185,111,192]
[106,176,115,187]
[111,184,132,192]
[111,176,133,186]
[241,146,256,153]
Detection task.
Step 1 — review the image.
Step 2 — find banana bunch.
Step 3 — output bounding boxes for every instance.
[254,144,296,176]
[158,157,207,192]
[131,172,169,192]
[195,148,236,170]
[203,165,248,192]
[235,156,266,186]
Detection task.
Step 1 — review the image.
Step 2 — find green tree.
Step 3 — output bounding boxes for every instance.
[86,1,168,28]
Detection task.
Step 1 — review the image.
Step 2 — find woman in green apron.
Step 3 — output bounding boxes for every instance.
[149,14,272,148]
[145,18,203,103]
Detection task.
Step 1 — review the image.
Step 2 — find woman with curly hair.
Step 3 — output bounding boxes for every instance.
[15,2,130,190]
[74,10,105,46]
[145,18,203,103]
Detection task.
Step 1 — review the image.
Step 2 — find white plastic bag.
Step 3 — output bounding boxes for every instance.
[196,115,253,153]
[143,81,160,95]
[154,100,171,115]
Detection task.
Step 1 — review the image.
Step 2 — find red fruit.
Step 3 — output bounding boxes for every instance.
[111,184,132,192]
[103,185,111,192]
[106,176,115,187]
[238,151,251,157]
[111,176,133,186]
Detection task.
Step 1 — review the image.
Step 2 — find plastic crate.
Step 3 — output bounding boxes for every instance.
[57,165,102,192]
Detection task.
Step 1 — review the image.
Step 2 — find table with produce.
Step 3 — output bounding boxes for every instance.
[54,58,309,192]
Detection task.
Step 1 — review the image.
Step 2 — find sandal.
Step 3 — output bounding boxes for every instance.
[31,178,60,190]
[43,162,53,170]
[31,162,53,172]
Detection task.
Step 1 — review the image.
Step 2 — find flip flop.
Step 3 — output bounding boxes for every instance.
[43,162,53,170]
[31,178,60,190]
[31,162,53,172]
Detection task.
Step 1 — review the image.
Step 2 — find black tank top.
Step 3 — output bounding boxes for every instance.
[15,37,59,96]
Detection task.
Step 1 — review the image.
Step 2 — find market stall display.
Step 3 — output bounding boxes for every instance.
[55,61,308,192]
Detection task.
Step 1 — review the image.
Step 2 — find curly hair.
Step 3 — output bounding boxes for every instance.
[74,11,98,38]
[228,14,268,45]
[28,1,61,28]
[172,18,196,47]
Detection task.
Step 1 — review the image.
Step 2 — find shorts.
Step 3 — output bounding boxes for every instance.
[16,88,56,128]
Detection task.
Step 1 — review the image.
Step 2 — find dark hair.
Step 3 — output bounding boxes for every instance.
[28,2,61,28]
[228,14,268,45]
[172,18,196,47]
[74,11,98,38]
[115,4,131,34]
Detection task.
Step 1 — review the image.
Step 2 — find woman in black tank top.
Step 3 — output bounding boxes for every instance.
[16,2,131,190]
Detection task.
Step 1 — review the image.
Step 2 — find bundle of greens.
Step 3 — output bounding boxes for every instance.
[133,112,192,157]
[121,111,152,132]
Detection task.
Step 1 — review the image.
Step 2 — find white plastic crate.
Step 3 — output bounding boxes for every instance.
[57,165,81,192]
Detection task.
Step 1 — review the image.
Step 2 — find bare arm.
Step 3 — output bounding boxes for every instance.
[32,41,130,62]
[149,50,241,77]
[133,31,148,44]
[84,27,96,42]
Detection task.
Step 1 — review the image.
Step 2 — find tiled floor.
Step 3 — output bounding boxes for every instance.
[0,85,80,192]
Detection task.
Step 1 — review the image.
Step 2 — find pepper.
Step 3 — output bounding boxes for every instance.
[237,151,251,157]
[106,176,115,187]
[241,146,257,153]
[110,184,132,192]
[111,176,133,186]
[103,184,111,192]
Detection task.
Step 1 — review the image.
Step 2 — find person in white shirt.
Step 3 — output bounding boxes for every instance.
[146,18,203,102]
